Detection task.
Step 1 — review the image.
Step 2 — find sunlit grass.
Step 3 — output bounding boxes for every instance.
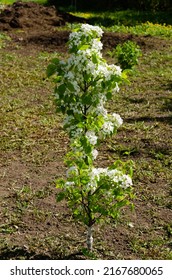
[106,22,172,38]
[72,11,172,38]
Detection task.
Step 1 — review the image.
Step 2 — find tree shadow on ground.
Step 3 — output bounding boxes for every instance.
[88,10,172,27]
[161,98,172,112]
[157,83,172,112]
[0,246,86,260]
[162,82,172,92]
[125,115,172,125]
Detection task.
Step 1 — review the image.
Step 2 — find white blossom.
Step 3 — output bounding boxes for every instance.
[120,174,133,189]
[89,167,132,190]
[80,24,104,37]
[114,82,120,93]
[91,149,98,160]
[112,65,122,76]
[90,167,108,182]
[86,130,98,145]
[95,105,107,117]
[102,121,114,134]
[111,113,123,128]
[92,39,103,52]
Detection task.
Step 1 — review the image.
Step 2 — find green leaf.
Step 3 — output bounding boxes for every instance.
[58,84,66,95]
[56,192,66,202]
[117,200,128,208]
[51,58,60,65]
[110,210,118,219]
[92,54,99,64]
[82,94,91,105]
[85,155,92,165]
[66,109,74,115]
[56,179,64,188]
[46,58,60,77]
[80,136,87,147]
[106,91,112,100]
[46,64,57,78]
[60,105,66,114]
[84,73,90,82]
[53,76,62,83]
[79,44,90,51]
[66,82,75,92]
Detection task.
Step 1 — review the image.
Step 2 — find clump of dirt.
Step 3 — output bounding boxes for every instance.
[0,1,86,31]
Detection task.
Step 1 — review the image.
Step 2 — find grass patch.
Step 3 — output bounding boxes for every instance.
[106,22,172,38]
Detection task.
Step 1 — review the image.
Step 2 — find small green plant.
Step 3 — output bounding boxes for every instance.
[114,40,142,71]
[47,24,134,252]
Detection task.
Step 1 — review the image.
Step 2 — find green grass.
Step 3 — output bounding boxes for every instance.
[106,22,172,38]
[0,50,65,163]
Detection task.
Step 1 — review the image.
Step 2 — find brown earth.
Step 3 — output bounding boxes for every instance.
[0,1,87,30]
[0,1,172,260]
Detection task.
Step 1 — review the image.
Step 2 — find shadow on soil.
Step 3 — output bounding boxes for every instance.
[126,115,172,125]
[0,247,86,260]
[88,11,172,27]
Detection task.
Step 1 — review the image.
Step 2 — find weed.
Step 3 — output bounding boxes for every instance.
[108,40,142,71]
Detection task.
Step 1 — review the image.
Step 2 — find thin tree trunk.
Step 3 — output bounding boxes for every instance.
[87,226,93,251]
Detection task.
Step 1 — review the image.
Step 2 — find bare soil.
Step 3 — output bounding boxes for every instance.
[0,1,172,260]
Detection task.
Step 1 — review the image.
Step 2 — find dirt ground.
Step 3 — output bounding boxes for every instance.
[0,2,172,259]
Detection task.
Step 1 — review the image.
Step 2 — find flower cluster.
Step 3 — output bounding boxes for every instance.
[65,165,132,193]
[68,24,104,53]
[53,24,124,153]
[89,167,132,191]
